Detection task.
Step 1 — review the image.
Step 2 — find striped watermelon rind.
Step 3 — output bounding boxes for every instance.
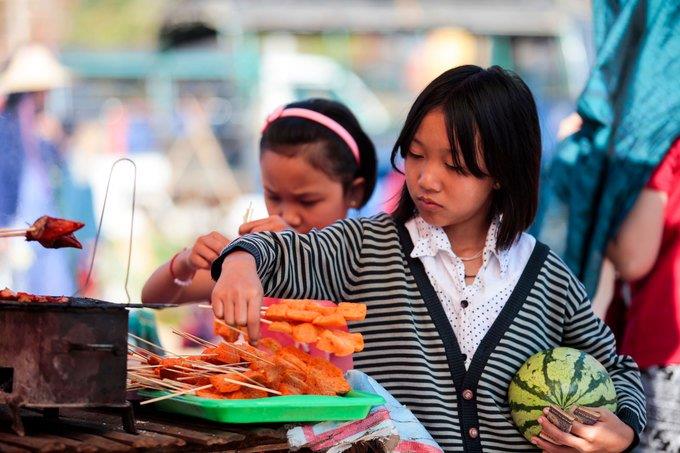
[508,347,617,441]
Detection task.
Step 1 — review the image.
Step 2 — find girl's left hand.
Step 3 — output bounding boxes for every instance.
[532,407,634,453]
[239,215,291,235]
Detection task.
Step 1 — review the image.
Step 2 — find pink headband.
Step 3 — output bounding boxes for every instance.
[262,106,361,165]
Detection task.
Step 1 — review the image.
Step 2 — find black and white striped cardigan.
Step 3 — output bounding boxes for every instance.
[212,213,646,452]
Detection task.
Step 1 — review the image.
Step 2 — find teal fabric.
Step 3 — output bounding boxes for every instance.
[128,308,164,355]
[534,0,680,295]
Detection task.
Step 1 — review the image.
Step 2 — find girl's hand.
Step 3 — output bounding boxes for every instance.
[183,231,230,272]
[532,407,635,453]
[211,251,263,342]
[239,215,291,235]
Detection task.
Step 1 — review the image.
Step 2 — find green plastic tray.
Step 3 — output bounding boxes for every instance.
[140,390,385,424]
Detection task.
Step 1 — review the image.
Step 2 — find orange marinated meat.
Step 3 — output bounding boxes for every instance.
[250,362,284,389]
[268,321,293,335]
[275,346,310,372]
[263,303,289,321]
[158,367,192,381]
[314,334,336,354]
[312,313,347,329]
[292,323,318,343]
[318,330,354,357]
[209,344,241,364]
[209,372,248,393]
[277,383,303,396]
[227,387,269,399]
[337,302,367,321]
[306,356,351,394]
[213,321,240,343]
[195,387,224,399]
[257,337,283,354]
[235,343,270,363]
[286,309,320,323]
[334,330,364,352]
[138,328,352,400]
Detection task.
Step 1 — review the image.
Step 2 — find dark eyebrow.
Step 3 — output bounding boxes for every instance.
[264,186,322,198]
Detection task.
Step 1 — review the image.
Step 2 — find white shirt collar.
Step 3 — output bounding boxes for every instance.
[409,216,510,277]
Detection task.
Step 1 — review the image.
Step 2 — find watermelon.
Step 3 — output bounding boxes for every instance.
[508,347,617,441]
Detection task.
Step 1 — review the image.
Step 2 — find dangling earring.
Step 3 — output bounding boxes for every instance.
[493,182,501,190]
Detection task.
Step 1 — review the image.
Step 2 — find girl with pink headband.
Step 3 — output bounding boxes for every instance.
[141,98,377,367]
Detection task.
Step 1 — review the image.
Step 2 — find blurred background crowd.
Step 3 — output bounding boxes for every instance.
[0,0,678,356]
[0,0,592,304]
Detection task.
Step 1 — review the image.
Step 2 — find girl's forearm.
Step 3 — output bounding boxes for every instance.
[141,251,212,304]
[141,261,186,304]
[211,221,366,302]
[606,189,667,281]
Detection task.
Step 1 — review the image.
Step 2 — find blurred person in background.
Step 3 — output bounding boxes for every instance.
[0,44,78,295]
[534,0,680,450]
[606,137,680,452]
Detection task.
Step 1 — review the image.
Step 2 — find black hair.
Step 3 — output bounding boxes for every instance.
[4,92,26,110]
[260,98,377,207]
[391,65,541,250]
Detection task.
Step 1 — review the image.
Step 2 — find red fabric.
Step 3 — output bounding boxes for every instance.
[620,138,680,368]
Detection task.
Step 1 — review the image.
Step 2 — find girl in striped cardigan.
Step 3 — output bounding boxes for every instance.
[209,66,646,452]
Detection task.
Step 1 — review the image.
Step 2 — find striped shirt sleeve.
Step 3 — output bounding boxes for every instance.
[561,270,647,435]
[211,217,367,301]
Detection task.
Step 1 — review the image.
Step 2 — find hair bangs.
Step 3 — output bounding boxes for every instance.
[444,95,487,178]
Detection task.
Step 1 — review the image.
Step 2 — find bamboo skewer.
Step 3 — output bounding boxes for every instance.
[213,318,244,335]
[172,362,269,389]
[171,329,217,348]
[179,363,249,373]
[243,202,254,224]
[127,364,162,370]
[128,333,179,357]
[174,364,267,388]
[0,231,28,238]
[140,384,214,405]
[0,227,32,234]
[216,341,275,366]
[126,328,289,402]
[209,375,281,396]
[199,303,268,313]
[128,372,190,391]
[0,227,35,238]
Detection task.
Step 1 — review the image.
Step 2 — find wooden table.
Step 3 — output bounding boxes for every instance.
[0,405,380,452]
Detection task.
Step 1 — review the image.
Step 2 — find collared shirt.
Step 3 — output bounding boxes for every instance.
[405,216,536,368]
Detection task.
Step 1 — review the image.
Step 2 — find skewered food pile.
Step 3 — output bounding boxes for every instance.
[213,299,366,357]
[0,287,68,303]
[129,335,351,404]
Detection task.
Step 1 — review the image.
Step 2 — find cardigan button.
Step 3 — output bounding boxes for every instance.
[462,389,474,400]
[468,427,479,439]
[461,299,469,308]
